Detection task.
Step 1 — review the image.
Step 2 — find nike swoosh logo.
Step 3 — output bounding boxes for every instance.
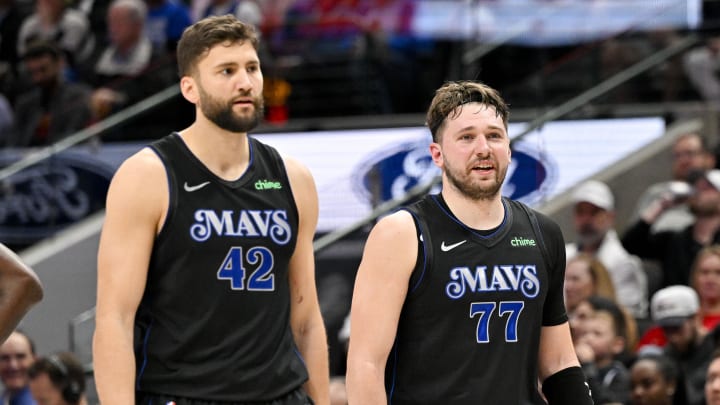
[183,181,210,192]
[440,240,467,252]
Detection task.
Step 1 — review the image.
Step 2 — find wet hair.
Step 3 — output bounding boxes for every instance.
[425,80,509,143]
[176,14,259,78]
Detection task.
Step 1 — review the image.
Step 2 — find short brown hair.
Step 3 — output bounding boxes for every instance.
[425,80,509,142]
[176,14,259,77]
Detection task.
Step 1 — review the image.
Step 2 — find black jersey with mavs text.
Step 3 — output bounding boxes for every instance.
[386,194,568,405]
[134,133,308,401]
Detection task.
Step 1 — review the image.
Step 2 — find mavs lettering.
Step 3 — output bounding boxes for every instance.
[189,209,292,245]
[446,265,540,299]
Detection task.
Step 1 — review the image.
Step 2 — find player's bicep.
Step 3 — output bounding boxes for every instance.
[348,212,418,366]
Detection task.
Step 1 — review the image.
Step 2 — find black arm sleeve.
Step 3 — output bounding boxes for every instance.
[620,220,656,259]
[542,366,595,405]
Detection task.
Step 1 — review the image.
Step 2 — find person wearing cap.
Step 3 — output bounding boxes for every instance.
[566,179,649,320]
[622,169,720,289]
[650,285,720,405]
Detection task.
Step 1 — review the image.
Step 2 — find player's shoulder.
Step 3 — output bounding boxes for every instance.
[371,209,417,240]
[507,199,562,235]
[118,147,164,175]
[110,147,166,191]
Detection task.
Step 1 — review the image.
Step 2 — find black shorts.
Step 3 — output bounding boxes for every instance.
[136,387,314,405]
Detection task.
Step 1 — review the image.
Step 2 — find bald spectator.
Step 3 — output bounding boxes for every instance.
[566,180,649,320]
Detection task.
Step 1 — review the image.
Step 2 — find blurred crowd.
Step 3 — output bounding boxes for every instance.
[7,1,720,404]
[5,0,720,146]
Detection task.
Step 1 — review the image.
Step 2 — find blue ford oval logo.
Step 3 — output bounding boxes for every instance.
[0,151,114,245]
[353,139,557,206]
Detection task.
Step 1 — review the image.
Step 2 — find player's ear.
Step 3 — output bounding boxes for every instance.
[180,76,199,104]
[430,142,443,168]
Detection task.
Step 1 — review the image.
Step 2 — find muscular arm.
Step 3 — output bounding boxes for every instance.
[93,150,166,404]
[284,156,330,405]
[346,211,418,405]
[0,244,43,343]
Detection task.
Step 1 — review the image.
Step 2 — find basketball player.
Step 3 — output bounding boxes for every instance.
[0,244,43,343]
[93,15,329,404]
[346,81,594,404]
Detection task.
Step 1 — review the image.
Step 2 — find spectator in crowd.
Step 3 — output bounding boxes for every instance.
[648,285,719,405]
[0,0,29,83]
[634,132,715,234]
[566,179,649,320]
[623,169,720,288]
[637,245,720,351]
[195,0,262,28]
[28,352,87,405]
[683,35,720,104]
[81,0,176,123]
[144,0,191,53]
[0,330,37,405]
[574,296,633,404]
[6,40,92,147]
[16,0,95,73]
[708,349,720,405]
[629,353,686,405]
[564,253,617,315]
[0,92,13,135]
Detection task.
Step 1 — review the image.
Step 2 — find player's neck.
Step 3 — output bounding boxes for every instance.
[441,188,504,231]
[179,122,251,181]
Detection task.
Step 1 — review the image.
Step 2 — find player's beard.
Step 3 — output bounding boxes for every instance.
[443,155,507,201]
[199,86,265,133]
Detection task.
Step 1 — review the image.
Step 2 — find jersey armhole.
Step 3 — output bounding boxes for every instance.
[405,209,432,295]
[147,144,176,240]
[518,202,552,272]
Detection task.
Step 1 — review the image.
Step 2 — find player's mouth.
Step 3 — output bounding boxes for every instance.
[233,97,254,106]
[471,161,494,172]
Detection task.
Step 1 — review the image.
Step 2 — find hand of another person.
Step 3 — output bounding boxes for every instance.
[90,88,125,120]
[574,341,595,364]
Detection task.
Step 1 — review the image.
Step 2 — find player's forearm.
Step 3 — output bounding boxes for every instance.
[346,361,388,405]
[93,317,137,404]
[296,316,330,405]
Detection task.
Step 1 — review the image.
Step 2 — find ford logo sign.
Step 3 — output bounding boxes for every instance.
[353,139,557,206]
[0,151,114,245]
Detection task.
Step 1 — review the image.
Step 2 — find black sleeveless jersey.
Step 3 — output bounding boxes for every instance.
[134,133,308,401]
[386,194,568,405]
